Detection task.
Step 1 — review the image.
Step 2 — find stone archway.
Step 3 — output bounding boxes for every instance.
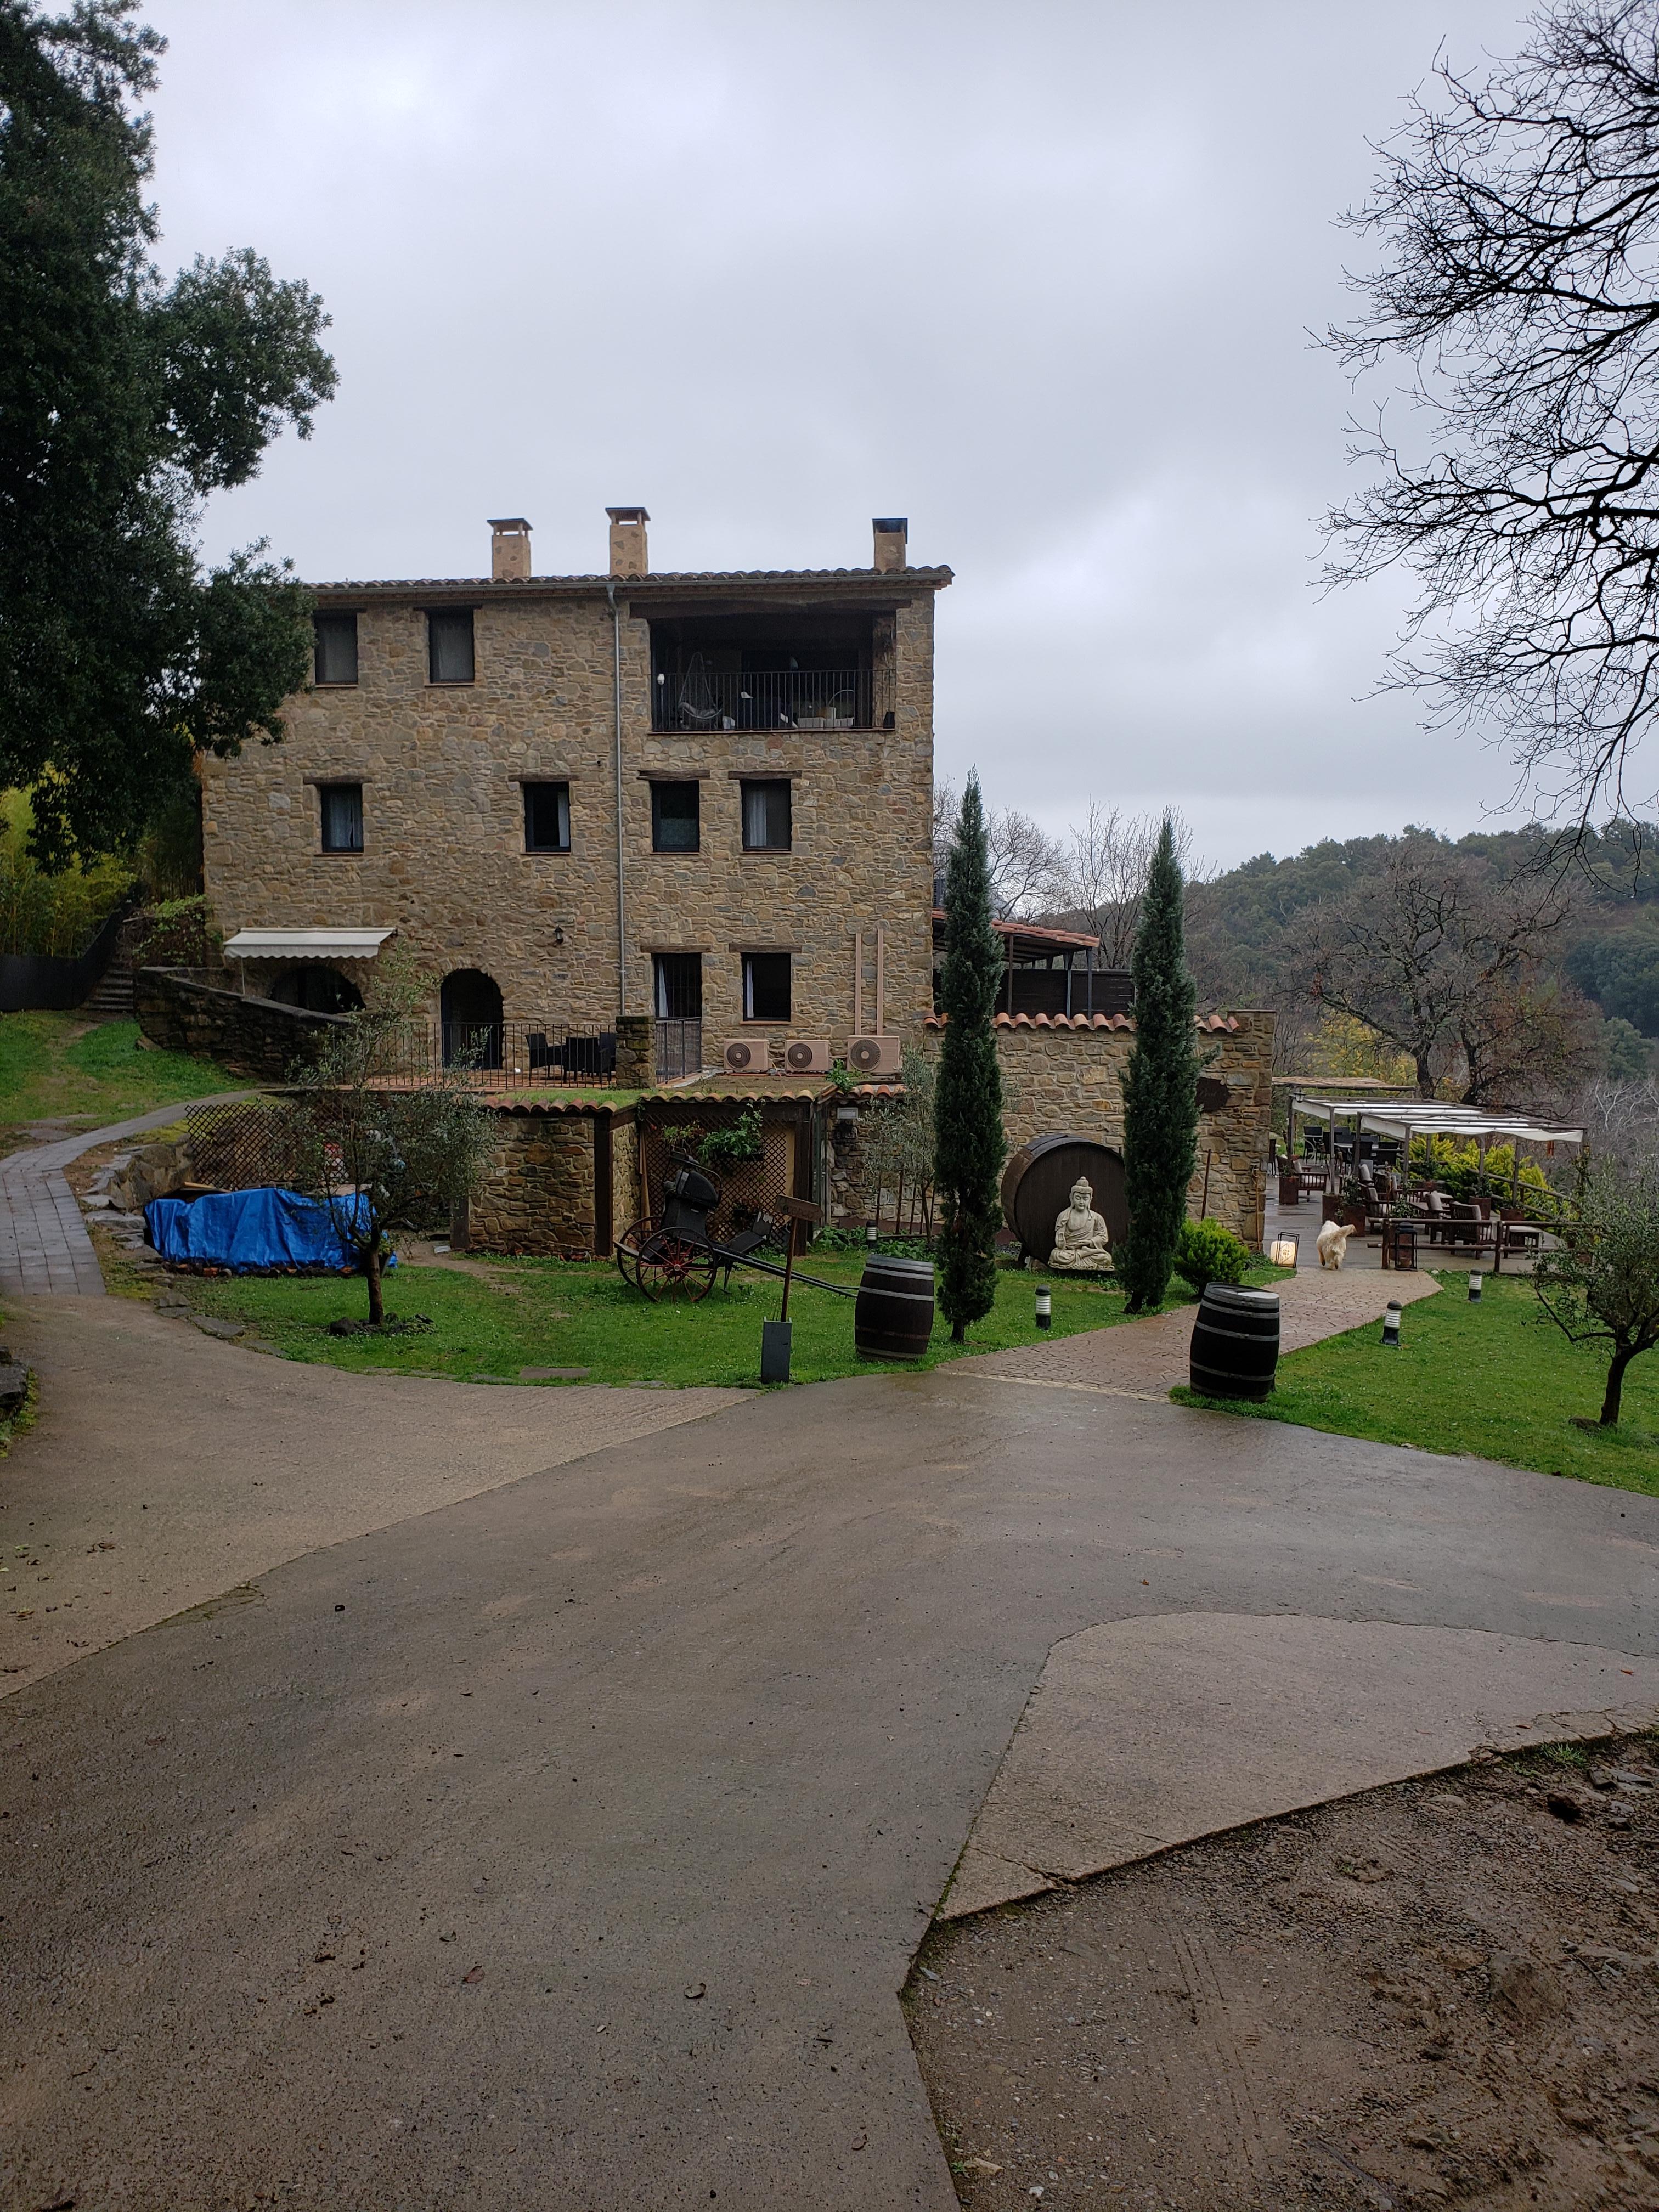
[440,968,503,1069]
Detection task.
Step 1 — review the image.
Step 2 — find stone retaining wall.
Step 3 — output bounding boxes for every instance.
[135,966,345,1080]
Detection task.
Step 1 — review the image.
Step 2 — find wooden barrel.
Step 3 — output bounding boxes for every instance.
[855,1255,935,1361]
[1189,1284,1280,1400]
[1000,1135,1127,1261]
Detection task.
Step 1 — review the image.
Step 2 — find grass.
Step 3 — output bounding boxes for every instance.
[184,1251,1290,1391]
[0,1012,234,1151]
[1173,1271,1659,1497]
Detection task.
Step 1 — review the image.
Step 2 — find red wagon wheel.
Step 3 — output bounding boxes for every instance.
[615,1215,719,1302]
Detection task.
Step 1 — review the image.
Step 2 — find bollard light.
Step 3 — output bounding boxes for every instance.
[866,1221,879,1248]
[1468,1271,1483,1303]
[1035,1283,1052,1330]
[1381,1300,1402,1349]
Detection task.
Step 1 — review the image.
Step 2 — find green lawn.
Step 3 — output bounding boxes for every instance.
[1175,1272,1659,1497]
[0,1013,234,1150]
[185,1250,1287,1391]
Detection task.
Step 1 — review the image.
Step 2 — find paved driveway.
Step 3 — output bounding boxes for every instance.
[3,1306,1655,2211]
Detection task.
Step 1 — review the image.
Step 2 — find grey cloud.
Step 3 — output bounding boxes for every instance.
[153,0,1535,865]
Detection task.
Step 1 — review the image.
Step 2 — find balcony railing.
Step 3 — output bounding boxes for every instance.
[653,665,873,732]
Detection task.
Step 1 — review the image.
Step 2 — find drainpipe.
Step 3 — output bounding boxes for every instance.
[606,580,626,1018]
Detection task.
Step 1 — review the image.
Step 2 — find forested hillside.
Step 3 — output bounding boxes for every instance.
[1177,821,1659,1096]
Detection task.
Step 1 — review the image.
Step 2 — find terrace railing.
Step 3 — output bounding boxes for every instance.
[374,1024,620,1090]
[653,666,873,732]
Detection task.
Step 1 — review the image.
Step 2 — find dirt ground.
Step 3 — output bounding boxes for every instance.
[908,1737,1659,2211]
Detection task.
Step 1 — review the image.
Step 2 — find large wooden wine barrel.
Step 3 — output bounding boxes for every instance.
[1189,1284,1280,1400]
[855,1255,935,1361]
[1001,1135,1127,1261]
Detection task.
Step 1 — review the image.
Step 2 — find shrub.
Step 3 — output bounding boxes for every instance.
[136,894,220,969]
[1173,1217,1250,1294]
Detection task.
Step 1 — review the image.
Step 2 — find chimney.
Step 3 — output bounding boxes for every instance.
[489,517,532,582]
[607,505,650,579]
[872,516,908,573]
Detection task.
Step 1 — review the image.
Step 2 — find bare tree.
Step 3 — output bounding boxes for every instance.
[932,779,1064,917]
[1051,804,1170,969]
[1299,836,1576,1101]
[1326,1,1659,832]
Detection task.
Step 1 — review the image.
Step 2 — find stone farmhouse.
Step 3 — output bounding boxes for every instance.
[201,510,947,1080]
[160,505,1274,1256]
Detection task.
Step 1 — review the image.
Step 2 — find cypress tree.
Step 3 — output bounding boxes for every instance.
[934,772,1006,1342]
[1119,815,1198,1313]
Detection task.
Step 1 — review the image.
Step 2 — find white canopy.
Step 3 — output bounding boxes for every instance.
[1290,1096,1582,1147]
[221,928,394,961]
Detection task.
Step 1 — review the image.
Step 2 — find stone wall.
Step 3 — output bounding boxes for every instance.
[134,967,345,1081]
[200,568,942,1064]
[832,1011,1277,1249]
[459,1104,639,1260]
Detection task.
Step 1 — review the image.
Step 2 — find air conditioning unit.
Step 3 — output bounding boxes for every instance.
[847,1034,901,1076]
[783,1038,832,1075]
[723,1037,765,1074]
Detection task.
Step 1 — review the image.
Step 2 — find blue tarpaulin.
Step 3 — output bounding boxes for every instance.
[144,1187,395,1274]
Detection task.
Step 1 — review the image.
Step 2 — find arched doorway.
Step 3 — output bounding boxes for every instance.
[269,964,364,1015]
[440,968,503,1069]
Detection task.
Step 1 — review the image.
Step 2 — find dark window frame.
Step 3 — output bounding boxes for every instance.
[427,607,476,685]
[741,950,791,1024]
[318,781,364,855]
[740,777,793,853]
[651,780,701,854]
[313,611,359,687]
[523,780,571,854]
[653,951,704,1019]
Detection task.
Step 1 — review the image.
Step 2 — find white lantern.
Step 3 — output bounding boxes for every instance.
[1268,1233,1300,1268]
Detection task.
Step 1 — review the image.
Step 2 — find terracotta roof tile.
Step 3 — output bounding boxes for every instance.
[312,567,953,598]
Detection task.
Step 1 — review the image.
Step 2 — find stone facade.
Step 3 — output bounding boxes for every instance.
[991,1011,1276,1247]
[134,966,347,1080]
[200,515,947,1075]
[833,1010,1277,1249]
[459,1104,637,1260]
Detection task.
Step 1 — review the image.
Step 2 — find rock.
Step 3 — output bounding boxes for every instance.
[1490,1952,1564,2023]
[190,1316,245,1342]
[0,1362,30,1411]
[519,1367,590,1380]
[1545,1790,1585,1821]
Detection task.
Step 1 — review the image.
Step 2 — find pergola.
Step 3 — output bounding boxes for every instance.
[1290,1096,1583,1179]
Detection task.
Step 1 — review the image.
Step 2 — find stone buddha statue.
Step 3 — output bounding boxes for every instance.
[1048,1177,1113,1273]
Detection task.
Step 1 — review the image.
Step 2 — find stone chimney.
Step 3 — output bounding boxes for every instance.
[607,506,650,579]
[489,517,532,582]
[872,516,908,573]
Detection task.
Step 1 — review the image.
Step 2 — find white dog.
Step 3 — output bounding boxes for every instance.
[1316,1220,1356,1270]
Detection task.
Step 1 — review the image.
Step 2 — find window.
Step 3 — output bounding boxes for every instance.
[741,778,792,851]
[651,780,700,852]
[742,951,791,1023]
[653,952,703,1019]
[523,780,570,853]
[313,611,358,686]
[318,782,363,853]
[427,608,475,684]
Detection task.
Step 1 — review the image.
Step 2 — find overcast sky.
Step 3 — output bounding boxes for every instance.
[150,0,1536,872]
